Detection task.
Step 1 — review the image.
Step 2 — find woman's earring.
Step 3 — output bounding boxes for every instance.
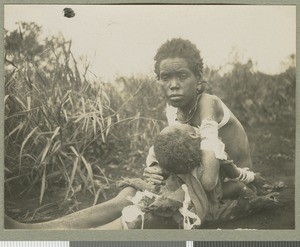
[196,84,203,94]
[197,80,207,94]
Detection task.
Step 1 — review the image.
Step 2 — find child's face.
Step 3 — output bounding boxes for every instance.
[158,57,199,111]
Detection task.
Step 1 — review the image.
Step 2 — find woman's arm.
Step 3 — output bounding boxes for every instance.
[143,146,165,185]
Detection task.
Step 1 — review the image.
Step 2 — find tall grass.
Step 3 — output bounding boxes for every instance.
[4,23,166,209]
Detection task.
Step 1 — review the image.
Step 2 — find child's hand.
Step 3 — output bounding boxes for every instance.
[143,165,165,185]
[252,172,266,187]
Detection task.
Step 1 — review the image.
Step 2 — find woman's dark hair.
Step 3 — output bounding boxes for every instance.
[153,127,201,174]
[154,38,204,80]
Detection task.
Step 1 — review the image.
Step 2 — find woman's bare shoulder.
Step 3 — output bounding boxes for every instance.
[198,94,223,122]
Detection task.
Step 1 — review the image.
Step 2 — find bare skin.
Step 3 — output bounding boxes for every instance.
[5,187,136,229]
[146,57,252,192]
[93,212,178,230]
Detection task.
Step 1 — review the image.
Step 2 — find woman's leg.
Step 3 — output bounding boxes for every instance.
[92,217,124,230]
[222,180,255,200]
[5,187,137,229]
[93,212,179,230]
[204,191,279,227]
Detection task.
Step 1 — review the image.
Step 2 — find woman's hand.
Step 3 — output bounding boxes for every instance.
[143,164,165,185]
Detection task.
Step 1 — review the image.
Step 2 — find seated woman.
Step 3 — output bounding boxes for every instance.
[144,38,256,192]
[139,37,280,227]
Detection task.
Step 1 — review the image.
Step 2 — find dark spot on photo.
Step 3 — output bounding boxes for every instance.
[63,8,75,18]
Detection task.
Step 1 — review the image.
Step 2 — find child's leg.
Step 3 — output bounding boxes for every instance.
[5,186,137,229]
[222,180,255,200]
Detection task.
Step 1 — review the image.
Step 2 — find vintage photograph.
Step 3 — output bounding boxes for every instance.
[4,5,296,230]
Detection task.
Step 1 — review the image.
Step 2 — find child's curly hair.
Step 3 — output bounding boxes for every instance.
[154,38,204,80]
[153,125,201,174]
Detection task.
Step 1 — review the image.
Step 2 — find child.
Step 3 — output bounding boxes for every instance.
[153,124,257,200]
[115,124,273,229]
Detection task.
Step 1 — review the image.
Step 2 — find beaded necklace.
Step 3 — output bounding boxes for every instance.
[176,94,202,124]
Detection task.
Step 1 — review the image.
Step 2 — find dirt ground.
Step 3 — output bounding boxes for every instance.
[206,120,295,229]
[5,119,295,229]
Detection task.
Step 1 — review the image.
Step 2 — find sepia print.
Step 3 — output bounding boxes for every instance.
[3,4,296,236]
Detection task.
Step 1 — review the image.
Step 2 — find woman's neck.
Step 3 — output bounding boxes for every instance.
[177,94,201,124]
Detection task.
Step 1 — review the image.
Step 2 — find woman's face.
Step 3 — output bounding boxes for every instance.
[158,57,199,112]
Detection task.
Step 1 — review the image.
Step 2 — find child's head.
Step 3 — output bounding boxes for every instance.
[153,124,201,174]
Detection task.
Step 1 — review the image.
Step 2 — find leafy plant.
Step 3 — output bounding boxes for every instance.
[5,23,116,205]
[204,59,295,126]
[4,23,167,213]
